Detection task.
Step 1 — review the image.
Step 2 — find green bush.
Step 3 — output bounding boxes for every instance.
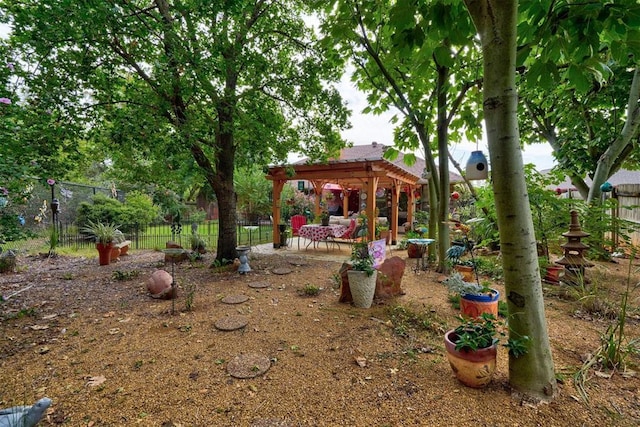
[77,192,160,234]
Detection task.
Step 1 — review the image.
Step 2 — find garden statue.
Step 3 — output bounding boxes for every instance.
[0,397,51,427]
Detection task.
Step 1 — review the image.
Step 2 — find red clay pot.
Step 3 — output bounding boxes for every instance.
[96,242,113,266]
[444,330,497,388]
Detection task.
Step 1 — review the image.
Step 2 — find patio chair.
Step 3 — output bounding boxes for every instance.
[290,214,307,249]
[326,218,356,250]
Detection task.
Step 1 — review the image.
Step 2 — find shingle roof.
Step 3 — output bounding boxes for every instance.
[543,168,640,190]
[296,142,463,183]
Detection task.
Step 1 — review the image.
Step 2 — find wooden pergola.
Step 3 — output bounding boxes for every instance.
[266,154,422,248]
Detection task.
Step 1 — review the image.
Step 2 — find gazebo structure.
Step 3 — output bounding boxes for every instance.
[266,142,462,248]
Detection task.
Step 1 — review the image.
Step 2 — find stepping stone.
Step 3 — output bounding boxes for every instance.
[271,267,292,275]
[286,256,308,266]
[248,282,270,289]
[221,295,249,304]
[214,315,248,331]
[251,419,293,427]
[227,353,271,379]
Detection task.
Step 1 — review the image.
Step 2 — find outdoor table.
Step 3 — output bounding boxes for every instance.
[407,238,435,273]
[299,224,347,250]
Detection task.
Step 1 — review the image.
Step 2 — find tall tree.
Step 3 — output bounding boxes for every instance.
[1,0,349,261]
[319,0,483,270]
[517,0,640,202]
[464,0,557,401]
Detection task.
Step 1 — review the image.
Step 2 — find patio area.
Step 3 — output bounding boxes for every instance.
[251,235,401,263]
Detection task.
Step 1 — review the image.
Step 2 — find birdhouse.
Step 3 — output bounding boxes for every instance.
[466,150,489,180]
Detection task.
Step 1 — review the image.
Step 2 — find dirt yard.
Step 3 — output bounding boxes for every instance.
[0,247,639,426]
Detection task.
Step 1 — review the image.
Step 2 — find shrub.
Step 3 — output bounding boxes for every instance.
[77,192,160,233]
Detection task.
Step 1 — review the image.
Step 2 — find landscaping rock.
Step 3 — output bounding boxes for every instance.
[339,256,406,303]
[147,269,176,299]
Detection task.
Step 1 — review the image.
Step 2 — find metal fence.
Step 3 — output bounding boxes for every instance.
[2,220,274,253]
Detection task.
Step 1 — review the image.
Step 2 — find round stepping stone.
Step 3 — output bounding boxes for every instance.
[251,419,293,427]
[227,353,271,379]
[248,281,270,289]
[214,315,248,331]
[221,295,249,304]
[286,257,308,266]
[271,267,292,275]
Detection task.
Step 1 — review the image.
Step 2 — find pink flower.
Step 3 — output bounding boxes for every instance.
[47,178,56,186]
[6,63,14,72]
[0,187,8,195]
[0,98,11,105]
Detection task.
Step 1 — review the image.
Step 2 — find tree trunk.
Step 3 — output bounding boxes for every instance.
[464,0,557,402]
[587,67,640,203]
[436,64,450,273]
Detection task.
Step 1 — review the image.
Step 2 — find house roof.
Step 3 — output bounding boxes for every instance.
[278,142,463,188]
[545,168,640,190]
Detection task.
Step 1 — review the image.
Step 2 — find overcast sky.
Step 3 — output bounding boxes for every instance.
[337,73,556,171]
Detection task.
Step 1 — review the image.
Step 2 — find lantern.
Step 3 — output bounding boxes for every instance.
[465,150,489,180]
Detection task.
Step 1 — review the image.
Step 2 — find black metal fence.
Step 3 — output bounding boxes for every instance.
[2,220,274,253]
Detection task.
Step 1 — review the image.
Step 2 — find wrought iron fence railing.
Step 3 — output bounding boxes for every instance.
[1,220,274,253]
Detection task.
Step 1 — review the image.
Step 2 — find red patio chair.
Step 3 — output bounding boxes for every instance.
[290,215,307,249]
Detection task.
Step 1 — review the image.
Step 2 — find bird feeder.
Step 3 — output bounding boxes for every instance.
[555,210,593,285]
[465,150,489,180]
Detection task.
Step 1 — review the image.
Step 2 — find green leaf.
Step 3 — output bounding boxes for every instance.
[566,65,592,93]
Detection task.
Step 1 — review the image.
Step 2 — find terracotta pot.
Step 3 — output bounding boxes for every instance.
[543,266,563,284]
[444,330,497,388]
[454,264,474,281]
[460,289,500,319]
[96,242,113,266]
[347,270,377,308]
[407,242,425,258]
[110,246,121,262]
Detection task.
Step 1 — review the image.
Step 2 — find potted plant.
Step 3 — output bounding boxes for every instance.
[538,257,563,284]
[442,272,500,319]
[403,230,424,258]
[444,313,529,388]
[346,238,377,308]
[81,220,119,265]
[376,220,390,244]
[319,210,330,226]
[445,244,476,281]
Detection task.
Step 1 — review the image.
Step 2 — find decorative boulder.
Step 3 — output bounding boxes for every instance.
[147,270,176,299]
[375,256,406,299]
[0,250,16,274]
[339,256,406,303]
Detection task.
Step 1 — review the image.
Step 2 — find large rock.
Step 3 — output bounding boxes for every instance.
[339,256,406,303]
[147,269,176,299]
[375,256,406,298]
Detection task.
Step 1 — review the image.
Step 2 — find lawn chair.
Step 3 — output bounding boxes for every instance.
[290,214,307,249]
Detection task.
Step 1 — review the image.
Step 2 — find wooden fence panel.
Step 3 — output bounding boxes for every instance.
[615,184,640,246]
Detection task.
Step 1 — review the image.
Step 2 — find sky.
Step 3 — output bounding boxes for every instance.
[337,73,557,171]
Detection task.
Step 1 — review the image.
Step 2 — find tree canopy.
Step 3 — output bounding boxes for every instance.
[1,0,350,259]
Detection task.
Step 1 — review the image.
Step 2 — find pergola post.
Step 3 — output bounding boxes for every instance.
[390,180,401,244]
[365,177,378,240]
[341,188,350,218]
[271,179,285,248]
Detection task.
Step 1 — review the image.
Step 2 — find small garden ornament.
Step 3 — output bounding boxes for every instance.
[0,397,52,427]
